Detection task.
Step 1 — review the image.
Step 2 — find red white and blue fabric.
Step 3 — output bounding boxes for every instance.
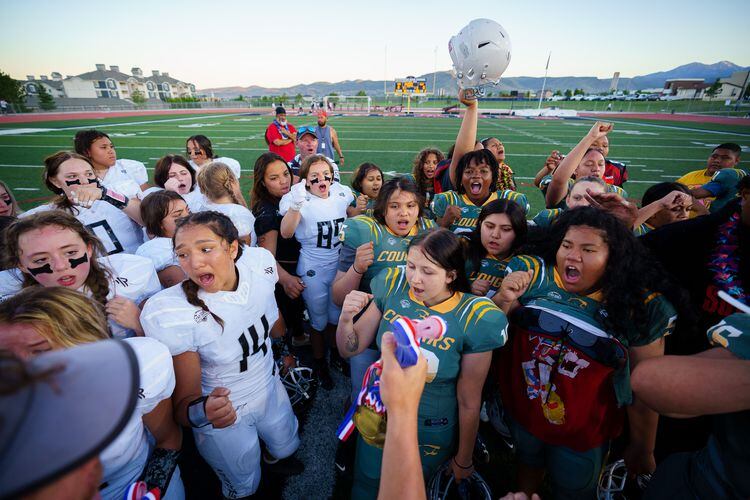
[124,481,160,500]
[336,316,447,441]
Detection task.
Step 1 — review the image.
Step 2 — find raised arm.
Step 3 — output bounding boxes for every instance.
[546,122,612,208]
[448,90,479,188]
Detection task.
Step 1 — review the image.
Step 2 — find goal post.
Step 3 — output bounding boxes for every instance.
[323,95,371,113]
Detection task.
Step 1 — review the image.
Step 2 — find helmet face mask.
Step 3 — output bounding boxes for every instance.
[449,18,512,97]
[278,357,316,407]
[597,459,651,500]
[427,460,493,500]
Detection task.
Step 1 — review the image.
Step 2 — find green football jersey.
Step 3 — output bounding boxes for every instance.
[702,168,748,213]
[633,223,654,237]
[371,267,508,422]
[465,254,511,298]
[505,254,677,404]
[431,190,530,235]
[540,176,628,209]
[339,215,435,292]
[708,312,750,360]
[349,189,376,217]
[532,208,564,227]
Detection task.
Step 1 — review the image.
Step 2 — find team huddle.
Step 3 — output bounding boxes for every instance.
[0,91,748,500]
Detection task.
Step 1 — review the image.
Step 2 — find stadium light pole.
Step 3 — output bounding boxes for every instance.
[384,45,388,99]
[537,52,551,110]
[433,46,438,100]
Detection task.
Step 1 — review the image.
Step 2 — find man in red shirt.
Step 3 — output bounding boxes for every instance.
[265,106,297,161]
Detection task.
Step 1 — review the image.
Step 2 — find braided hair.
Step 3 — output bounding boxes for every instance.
[172,211,244,330]
[197,162,243,206]
[4,211,112,307]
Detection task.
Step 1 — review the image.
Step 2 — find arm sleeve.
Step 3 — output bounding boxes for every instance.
[631,293,678,347]
[141,294,198,356]
[431,192,448,218]
[338,217,364,271]
[462,298,509,353]
[120,159,149,186]
[338,245,357,272]
[503,190,529,214]
[123,337,176,414]
[254,204,279,236]
[707,313,750,360]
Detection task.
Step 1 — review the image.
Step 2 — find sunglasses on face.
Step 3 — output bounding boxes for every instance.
[297,126,316,135]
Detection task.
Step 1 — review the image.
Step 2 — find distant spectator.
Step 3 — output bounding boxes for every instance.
[315,110,345,166]
[265,106,297,162]
[289,126,340,183]
[0,99,8,114]
[677,143,741,212]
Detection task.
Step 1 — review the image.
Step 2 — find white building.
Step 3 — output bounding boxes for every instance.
[705,70,750,102]
[22,73,66,98]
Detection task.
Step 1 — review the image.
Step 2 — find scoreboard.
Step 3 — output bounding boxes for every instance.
[394,77,427,95]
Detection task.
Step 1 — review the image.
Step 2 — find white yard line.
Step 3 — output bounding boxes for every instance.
[577,117,750,137]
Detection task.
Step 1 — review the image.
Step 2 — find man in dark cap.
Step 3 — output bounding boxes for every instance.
[264,106,297,162]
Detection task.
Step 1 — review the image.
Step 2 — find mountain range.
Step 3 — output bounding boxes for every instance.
[199,61,748,98]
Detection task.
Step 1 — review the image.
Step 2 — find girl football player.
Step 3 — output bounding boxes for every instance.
[280,154,354,388]
[0,286,184,500]
[0,180,22,217]
[544,122,627,209]
[532,176,608,227]
[152,154,205,212]
[186,134,242,179]
[347,163,383,217]
[26,151,144,254]
[337,229,508,498]
[3,211,161,338]
[251,152,309,347]
[333,176,435,400]
[140,211,300,499]
[432,149,529,235]
[197,162,256,246]
[496,207,682,498]
[465,198,528,303]
[136,190,190,287]
[74,129,148,195]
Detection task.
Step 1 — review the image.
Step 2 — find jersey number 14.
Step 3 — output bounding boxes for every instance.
[237,315,270,372]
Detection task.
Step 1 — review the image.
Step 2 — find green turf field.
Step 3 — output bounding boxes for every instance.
[1,112,748,215]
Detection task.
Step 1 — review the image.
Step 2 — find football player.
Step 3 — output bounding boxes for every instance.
[141,211,300,499]
[197,162,256,246]
[496,207,679,498]
[531,176,608,228]
[337,229,508,498]
[74,129,149,194]
[26,151,145,254]
[465,198,527,303]
[333,176,435,401]
[347,163,383,217]
[543,122,627,209]
[3,211,161,338]
[185,134,242,179]
[136,190,190,287]
[280,154,354,389]
[432,149,529,235]
[0,286,183,500]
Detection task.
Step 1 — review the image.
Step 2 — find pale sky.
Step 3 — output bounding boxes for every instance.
[2,0,748,89]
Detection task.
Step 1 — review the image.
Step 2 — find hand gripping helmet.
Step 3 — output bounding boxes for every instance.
[449,19,512,97]
[428,460,492,500]
[276,352,316,408]
[597,459,652,500]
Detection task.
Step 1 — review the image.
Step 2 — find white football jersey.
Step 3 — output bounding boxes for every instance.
[23,203,145,255]
[190,157,242,179]
[101,159,147,199]
[141,248,279,408]
[182,188,207,213]
[100,336,175,493]
[279,182,353,261]
[201,202,256,246]
[0,268,23,302]
[100,253,162,338]
[136,237,178,272]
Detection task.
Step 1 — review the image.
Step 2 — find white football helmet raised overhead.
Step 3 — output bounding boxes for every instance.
[449,18,512,97]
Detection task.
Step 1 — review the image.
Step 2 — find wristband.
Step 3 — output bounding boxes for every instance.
[453,457,473,470]
[99,186,128,210]
[352,265,364,275]
[187,396,210,428]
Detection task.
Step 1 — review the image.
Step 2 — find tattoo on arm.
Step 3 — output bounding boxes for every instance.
[346,330,359,352]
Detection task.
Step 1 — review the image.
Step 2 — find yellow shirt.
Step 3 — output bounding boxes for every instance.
[677,168,714,213]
